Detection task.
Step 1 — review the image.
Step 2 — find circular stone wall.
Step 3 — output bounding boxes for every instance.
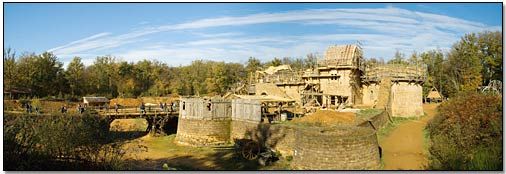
[175,118,230,146]
[291,126,380,170]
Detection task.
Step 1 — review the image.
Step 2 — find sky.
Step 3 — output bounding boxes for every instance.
[4,3,503,66]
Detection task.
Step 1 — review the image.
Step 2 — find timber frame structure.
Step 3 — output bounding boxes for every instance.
[250,44,428,117]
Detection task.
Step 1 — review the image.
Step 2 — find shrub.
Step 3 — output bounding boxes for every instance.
[426,92,502,170]
[4,113,125,170]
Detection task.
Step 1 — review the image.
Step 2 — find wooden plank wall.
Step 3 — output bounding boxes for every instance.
[179,97,231,120]
[231,99,261,123]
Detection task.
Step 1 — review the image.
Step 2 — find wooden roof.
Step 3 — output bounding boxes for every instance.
[324,44,359,61]
[229,94,295,102]
[257,65,292,75]
[83,97,109,103]
[426,87,442,99]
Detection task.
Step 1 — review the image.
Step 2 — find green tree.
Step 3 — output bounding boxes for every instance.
[476,31,502,85]
[246,57,261,73]
[304,53,318,69]
[4,48,18,91]
[408,51,421,65]
[65,57,85,96]
[266,57,282,67]
[388,50,409,64]
[17,52,67,97]
[446,33,483,95]
[88,56,118,98]
[420,49,446,97]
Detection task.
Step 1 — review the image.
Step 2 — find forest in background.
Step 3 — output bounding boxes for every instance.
[3,31,502,100]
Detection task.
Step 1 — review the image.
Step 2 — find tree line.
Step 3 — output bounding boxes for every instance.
[364,31,502,98]
[3,48,318,99]
[4,31,501,99]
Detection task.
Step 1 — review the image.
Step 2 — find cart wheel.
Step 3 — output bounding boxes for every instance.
[242,141,260,160]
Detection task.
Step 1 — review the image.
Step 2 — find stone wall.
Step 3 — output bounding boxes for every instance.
[230,120,296,157]
[230,120,259,140]
[357,110,389,130]
[291,126,380,170]
[176,118,231,146]
[375,77,392,110]
[176,97,232,146]
[390,82,423,117]
[319,69,353,97]
[362,83,379,106]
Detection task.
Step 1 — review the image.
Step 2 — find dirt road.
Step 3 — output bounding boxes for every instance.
[380,103,439,170]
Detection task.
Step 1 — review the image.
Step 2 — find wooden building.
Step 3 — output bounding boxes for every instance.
[83,97,109,107]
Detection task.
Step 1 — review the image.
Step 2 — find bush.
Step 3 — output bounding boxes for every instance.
[426,92,502,170]
[4,113,125,170]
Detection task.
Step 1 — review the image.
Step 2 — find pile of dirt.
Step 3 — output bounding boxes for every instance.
[110,98,143,107]
[292,110,356,126]
[141,97,179,104]
[110,97,180,107]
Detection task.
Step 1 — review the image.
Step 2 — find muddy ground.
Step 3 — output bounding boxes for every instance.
[380,103,439,170]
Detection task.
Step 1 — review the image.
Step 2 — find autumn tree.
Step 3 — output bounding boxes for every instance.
[445,33,483,95]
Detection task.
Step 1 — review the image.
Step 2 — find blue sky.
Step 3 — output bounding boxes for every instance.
[4,3,502,66]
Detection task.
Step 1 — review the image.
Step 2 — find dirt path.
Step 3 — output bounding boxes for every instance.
[380,103,439,170]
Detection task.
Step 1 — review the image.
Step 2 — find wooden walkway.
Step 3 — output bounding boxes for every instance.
[100,111,179,120]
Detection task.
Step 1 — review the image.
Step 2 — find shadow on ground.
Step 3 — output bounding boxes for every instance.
[109,131,149,142]
[122,146,260,170]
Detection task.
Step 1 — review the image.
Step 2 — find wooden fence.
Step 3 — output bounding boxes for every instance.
[179,97,231,120]
[231,99,262,123]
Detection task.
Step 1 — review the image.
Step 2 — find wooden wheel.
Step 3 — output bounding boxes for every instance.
[242,141,260,160]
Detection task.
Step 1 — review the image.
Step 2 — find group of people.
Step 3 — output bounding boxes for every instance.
[24,103,39,114]
[77,104,85,114]
[260,102,284,123]
[60,105,68,114]
[138,101,177,115]
[59,104,86,114]
[160,102,177,112]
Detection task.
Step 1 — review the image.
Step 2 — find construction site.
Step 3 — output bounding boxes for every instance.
[162,44,428,169]
[233,44,426,117]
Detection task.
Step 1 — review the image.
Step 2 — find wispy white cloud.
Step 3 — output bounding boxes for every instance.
[49,7,500,66]
[191,32,243,38]
[48,32,111,52]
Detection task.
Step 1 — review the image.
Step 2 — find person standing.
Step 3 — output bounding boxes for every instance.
[140,102,146,115]
[28,103,32,114]
[25,103,29,113]
[115,103,119,113]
